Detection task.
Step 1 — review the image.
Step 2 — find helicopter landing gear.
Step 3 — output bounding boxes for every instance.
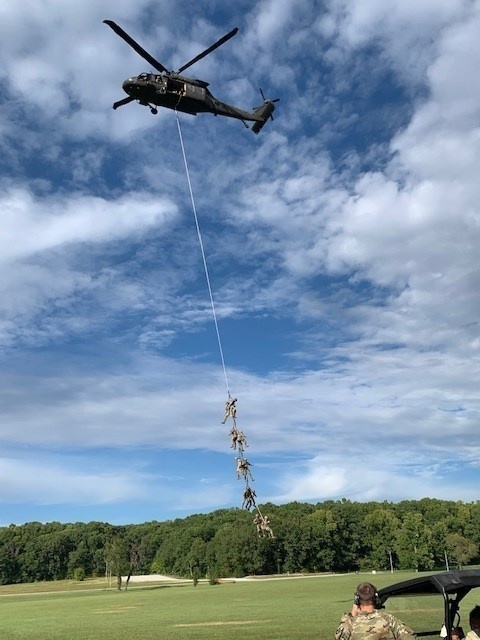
[150,107,158,115]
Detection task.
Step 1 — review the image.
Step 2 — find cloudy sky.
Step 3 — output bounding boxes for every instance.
[1,0,479,526]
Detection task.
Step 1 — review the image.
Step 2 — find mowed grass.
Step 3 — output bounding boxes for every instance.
[1,572,478,640]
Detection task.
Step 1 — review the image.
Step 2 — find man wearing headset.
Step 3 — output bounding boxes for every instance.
[336,582,414,640]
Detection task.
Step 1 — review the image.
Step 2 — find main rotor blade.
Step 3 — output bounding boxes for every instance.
[104,20,169,74]
[176,27,238,74]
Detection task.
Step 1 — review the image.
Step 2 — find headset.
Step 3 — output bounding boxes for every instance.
[354,584,380,607]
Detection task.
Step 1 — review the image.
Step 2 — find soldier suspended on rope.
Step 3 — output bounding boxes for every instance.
[230,428,248,451]
[236,430,247,451]
[221,396,237,425]
[236,457,254,481]
[242,486,257,510]
[230,427,238,448]
[253,513,274,538]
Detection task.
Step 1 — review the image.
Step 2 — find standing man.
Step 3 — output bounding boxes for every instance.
[335,582,414,640]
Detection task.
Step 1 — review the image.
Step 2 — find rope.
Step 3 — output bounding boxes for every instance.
[175,112,273,540]
[175,112,230,395]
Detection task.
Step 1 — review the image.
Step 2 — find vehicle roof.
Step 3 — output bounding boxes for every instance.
[378,570,480,604]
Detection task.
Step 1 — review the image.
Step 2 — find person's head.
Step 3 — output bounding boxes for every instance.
[355,582,379,608]
[469,605,480,630]
[451,626,464,640]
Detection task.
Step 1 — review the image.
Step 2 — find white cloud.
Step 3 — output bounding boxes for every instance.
[0,186,177,263]
[0,184,179,347]
[324,0,470,85]
[0,456,148,505]
[272,455,480,504]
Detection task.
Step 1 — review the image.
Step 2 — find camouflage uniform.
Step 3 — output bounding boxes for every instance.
[335,610,414,640]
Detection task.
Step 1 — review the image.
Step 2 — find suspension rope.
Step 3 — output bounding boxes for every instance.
[175,112,230,395]
[175,112,273,540]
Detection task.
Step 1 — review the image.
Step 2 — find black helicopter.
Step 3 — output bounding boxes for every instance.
[104,20,278,134]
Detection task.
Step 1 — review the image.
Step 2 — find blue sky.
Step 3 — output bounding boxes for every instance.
[1,0,479,526]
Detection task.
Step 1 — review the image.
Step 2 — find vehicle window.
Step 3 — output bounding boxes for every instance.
[383,595,444,637]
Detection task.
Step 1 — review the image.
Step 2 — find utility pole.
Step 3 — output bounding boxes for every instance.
[388,550,394,573]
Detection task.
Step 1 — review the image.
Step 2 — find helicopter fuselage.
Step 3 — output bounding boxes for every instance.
[122,72,262,122]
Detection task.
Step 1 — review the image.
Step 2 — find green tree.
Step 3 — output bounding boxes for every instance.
[304,508,338,571]
[363,508,400,570]
[0,543,18,585]
[446,533,478,569]
[125,543,141,591]
[282,520,308,573]
[327,499,368,570]
[104,536,129,591]
[68,540,92,578]
[0,525,23,585]
[205,522,258,577]
[188,537,207,579]
[396,512,434,571]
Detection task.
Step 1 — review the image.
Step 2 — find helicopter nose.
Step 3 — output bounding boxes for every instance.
[122,78,138,96]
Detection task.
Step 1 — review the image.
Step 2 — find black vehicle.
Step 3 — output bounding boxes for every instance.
[378,570,480,637]
[104,20,278,133]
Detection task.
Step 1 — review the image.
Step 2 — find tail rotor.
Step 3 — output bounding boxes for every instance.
[251,88,279,134]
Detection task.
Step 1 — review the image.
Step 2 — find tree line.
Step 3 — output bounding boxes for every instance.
[0,498,479,587]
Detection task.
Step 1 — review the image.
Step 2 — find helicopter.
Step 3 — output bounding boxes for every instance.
[104,20,278,133]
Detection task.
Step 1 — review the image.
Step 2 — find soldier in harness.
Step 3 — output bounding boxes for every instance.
[221,396,237,425]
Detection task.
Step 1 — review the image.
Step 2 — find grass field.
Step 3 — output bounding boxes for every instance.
[1,572,479,640]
